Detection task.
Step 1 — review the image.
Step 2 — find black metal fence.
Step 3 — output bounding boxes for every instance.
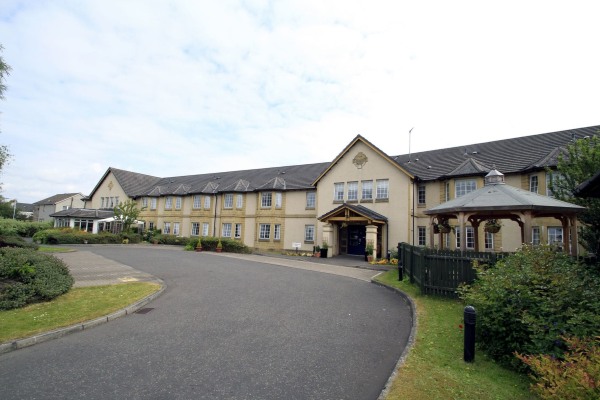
[398,242,509,297]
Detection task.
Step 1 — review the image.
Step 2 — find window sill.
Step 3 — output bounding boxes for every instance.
[305,207,315,210]
[417,204,426,208]
[333,200,343,204]
[304,240,315,244]
[375,198,389,203]
[359,199,373,203]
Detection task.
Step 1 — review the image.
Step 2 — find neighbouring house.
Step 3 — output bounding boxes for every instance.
[83,125,599,259]
[32,193,85,222]
[15,202,34,219]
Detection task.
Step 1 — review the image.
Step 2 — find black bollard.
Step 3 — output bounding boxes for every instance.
[464,306,476,362]
[398,259,403,281]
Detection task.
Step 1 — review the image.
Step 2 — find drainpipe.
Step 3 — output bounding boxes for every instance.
[213,193,218,236]
[412,177,417,247]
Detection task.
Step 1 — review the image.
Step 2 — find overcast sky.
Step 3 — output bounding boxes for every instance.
[1,1,598,203]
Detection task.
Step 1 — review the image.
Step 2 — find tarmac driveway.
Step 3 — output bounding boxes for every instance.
[0,247,413,400]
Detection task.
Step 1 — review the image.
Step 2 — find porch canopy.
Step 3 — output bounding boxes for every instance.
[424,170,585,256]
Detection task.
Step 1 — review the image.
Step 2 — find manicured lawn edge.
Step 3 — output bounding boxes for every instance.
[371,276,419,400]
[0,281,165,355]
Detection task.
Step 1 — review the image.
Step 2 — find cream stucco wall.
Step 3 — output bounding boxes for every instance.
[88,172,130,209]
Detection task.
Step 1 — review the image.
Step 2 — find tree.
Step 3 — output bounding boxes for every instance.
[0,45,12,182]
[550,135,600,255]
[113,200,144,233]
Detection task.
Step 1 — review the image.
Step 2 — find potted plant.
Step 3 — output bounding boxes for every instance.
[485,219,502,233]
[216,239,223,253]
[195,237,203,252]
[320,241,329,258]
[365,241,374,262]
[314,245,321,257]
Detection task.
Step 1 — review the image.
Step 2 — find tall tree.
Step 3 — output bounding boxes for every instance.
[550,135,600,255]
[0,44,12,181]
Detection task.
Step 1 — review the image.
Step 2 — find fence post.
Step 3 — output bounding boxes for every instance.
[464,305,476,362]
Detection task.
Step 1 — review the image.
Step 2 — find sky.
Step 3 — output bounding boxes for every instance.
[0,0,599,204]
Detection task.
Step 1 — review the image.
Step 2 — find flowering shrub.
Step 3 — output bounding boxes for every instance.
[370,258,399,265]
[516,336,600,399]
[458,245,600,370]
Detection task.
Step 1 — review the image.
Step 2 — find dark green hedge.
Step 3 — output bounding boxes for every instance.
[185,236,251,253]
[32,228,141,245]
[0,247,74,310]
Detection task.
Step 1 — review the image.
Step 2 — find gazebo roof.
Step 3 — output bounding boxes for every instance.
[425,179,585,215]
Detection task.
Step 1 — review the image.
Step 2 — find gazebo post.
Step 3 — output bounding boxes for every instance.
[429,216,435,249]
[458,212,467,252]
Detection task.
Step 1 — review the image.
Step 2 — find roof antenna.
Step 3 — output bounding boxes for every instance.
[408,127,414,163]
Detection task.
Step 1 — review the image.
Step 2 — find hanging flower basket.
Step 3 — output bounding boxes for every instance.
[484,219,502,234]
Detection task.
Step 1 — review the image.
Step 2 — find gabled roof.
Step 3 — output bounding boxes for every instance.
[396,125,600,181]
[318,203,388,224]
[88,167,162,199]
[33,193,82,206]
[312,135,414,186]
[443,158,491,178]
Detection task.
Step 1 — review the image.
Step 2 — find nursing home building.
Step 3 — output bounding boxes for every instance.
[82,125,598,258]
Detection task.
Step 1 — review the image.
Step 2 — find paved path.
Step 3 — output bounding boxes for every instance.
[0,246,413,400]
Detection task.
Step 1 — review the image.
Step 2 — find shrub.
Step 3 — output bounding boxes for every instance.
[0,234,39,250]
[182,236,251,253]
[458,245,600,370]
[0,247,74,310]
[32,228,125,245]
[516,336,600,399]
[0,219,52,237]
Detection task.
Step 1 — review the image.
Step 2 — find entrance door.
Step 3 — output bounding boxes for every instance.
[347,225,366,255]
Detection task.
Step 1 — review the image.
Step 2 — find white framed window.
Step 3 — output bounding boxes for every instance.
[142,197,148,208]
[202,222,209,236]
[165,196,173,210]
[546,172,562,197]
[235,223,242,238]
[376,179,389,199]
[259,224,271,240]
[191,222,200,236]
[347,181,358,201]
[334,183,344,201]
[224,193,233,209]
[418,184,426,205]
[362,180,373,200]
[149,222,154,231]
[485,232,494,250]
[115,196,119,206]
[274,224,281,240]
[101,197,105,208]
[222,223,232,237]
[445,182,450,202]
[275,193,282,209]
[548,226,563,246]
[173,222,180,236]
[532,226,541,245]
[455,179,476,198]
[62,205,68,210]
[305,225,315,242]
[151,198,157,210]
[109,197,115,207]
[193,195,201,209]
[529,176,539,193]
[261,192,272,208]
[306,192,316,209]
[236,194,243,209]
[163,222,171,234]
[204,196,211,209]
[418,226,426,246]
[466,226,475,249]
[175,197,182,210]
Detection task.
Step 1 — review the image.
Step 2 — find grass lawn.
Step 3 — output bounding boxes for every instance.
[375,270,533,400]
[0,282,161,343]
[37,246,73,253]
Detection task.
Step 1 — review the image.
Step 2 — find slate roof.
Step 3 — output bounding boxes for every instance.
[50,209,114,219]
[95,125,600,198]
[117,162,329,198]
[394,125,600,181]
[33,193,81,206]
[424,181,586,214]
[16,203,34,213]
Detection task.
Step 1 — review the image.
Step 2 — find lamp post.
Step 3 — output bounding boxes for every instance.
[12,199,17,220]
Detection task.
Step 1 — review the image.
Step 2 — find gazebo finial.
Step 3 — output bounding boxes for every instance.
[485,168,505,185]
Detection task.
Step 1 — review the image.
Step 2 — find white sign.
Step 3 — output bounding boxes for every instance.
[292,242,301,249]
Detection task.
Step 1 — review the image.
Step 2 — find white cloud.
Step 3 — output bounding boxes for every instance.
[0,0,599,202]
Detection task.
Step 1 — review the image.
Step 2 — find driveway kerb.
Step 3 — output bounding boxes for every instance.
[0,251,165,356]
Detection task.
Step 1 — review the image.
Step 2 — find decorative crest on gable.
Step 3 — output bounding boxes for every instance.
[353,152,368,169]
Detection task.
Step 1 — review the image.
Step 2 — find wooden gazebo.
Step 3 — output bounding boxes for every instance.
[424,170,585,256]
